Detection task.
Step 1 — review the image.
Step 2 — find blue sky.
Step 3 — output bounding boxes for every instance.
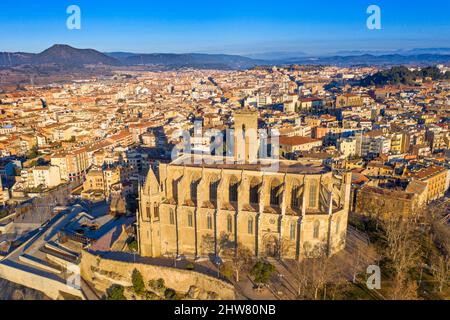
[0,0,449,54]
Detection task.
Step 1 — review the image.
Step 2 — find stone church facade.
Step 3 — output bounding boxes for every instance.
[137,110,351,260]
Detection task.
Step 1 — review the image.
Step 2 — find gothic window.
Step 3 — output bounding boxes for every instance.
[291,185,300,209]
[190,179,200,204]
[172,179,179,202]
[313,220,320,239]
[169,209,175,225]
[188,212,194,228]
[248,216,254,234]
[229,177,238,202]
[153,203,159,219]
[207,214,213,230]
[308,180,318,208]
[270,179,282,206]
[290,222,296,240]
[210,178,219,202]
[146,206,151,219]
[227,214,233,233]
[249,178,260,205]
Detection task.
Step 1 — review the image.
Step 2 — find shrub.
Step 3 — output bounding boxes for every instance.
[145,291,160,300]
[185,263,195,270]
[106,285,126,300]
[220,262,234,280]
[250,261,276,285]
[148,278,165,291]
[131,269,145,295]
[127,239,138,252]
[164,288,178,300]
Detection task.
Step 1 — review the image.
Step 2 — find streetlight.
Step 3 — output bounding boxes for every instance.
[214,255,222,278]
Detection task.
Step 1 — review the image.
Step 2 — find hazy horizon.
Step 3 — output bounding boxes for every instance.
[0,0,449,55]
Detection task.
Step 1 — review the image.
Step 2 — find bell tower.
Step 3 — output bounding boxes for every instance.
[233,108,259,164]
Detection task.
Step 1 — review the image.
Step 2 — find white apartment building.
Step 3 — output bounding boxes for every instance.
[356,134,391,157]
[21,166,62,189]
[337,137,358,157]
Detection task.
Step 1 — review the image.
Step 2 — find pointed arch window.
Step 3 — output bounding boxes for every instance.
[313,220,320,239]
[290,222,296,240]
[188,212,194,228]
[270,179,282,206]
[207,213,213,230]
[248,216,254,234]
[249,179,260,205]
[229,177,238,203]
[169,209,175,225]
[308,180,318,208]
[190,179,200,204]
[172,179,179,203]
[210,178,219,202]
[153,203,159,219]
[291,185,300,209]
[227,214,233,233]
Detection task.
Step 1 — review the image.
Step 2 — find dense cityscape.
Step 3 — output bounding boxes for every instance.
[0,1,449,309]
[0,57,448,300]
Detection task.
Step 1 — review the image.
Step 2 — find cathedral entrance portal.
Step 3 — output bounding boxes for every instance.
[263,235,279,258]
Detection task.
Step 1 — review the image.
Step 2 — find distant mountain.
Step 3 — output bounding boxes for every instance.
[1,44,450,70]
[0,44,119,67]
[245,51,308,60]
[330,48,450,57]
[104,52,139,60]
[0,45,261,70]
[35,44,119,66]
[400,48,450,55]
[0,52,34,66]
[119,53,262,70]
[283,54,450,66]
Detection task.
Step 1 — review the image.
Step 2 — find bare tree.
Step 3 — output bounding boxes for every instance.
[292,258,310,299]
[300,244,340,300]
[230,243,253,282]
[378,215,421,300]
[430,254,449,294]
[201,234,215,256]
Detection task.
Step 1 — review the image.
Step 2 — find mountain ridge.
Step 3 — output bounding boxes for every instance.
[1,44,450,70]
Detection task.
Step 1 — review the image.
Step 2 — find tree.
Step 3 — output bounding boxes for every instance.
[378,215,421,300]
[217,232,235,257]
[127,239,138,252]
[164,288,178,300]
[308,245,337,300]
[231,244,253,282]
[292,259,311,298]
[131,269,145,295]
[107,285,126,300]
[27,146,39,159]
[201,234,215,256]
[431,253,449,293]
[148,278,165,292]
[250,261,276,287]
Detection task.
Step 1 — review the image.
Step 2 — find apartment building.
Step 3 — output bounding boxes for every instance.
[407,166,450,203]
[51,148,89,181]
[21,166,62,189]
